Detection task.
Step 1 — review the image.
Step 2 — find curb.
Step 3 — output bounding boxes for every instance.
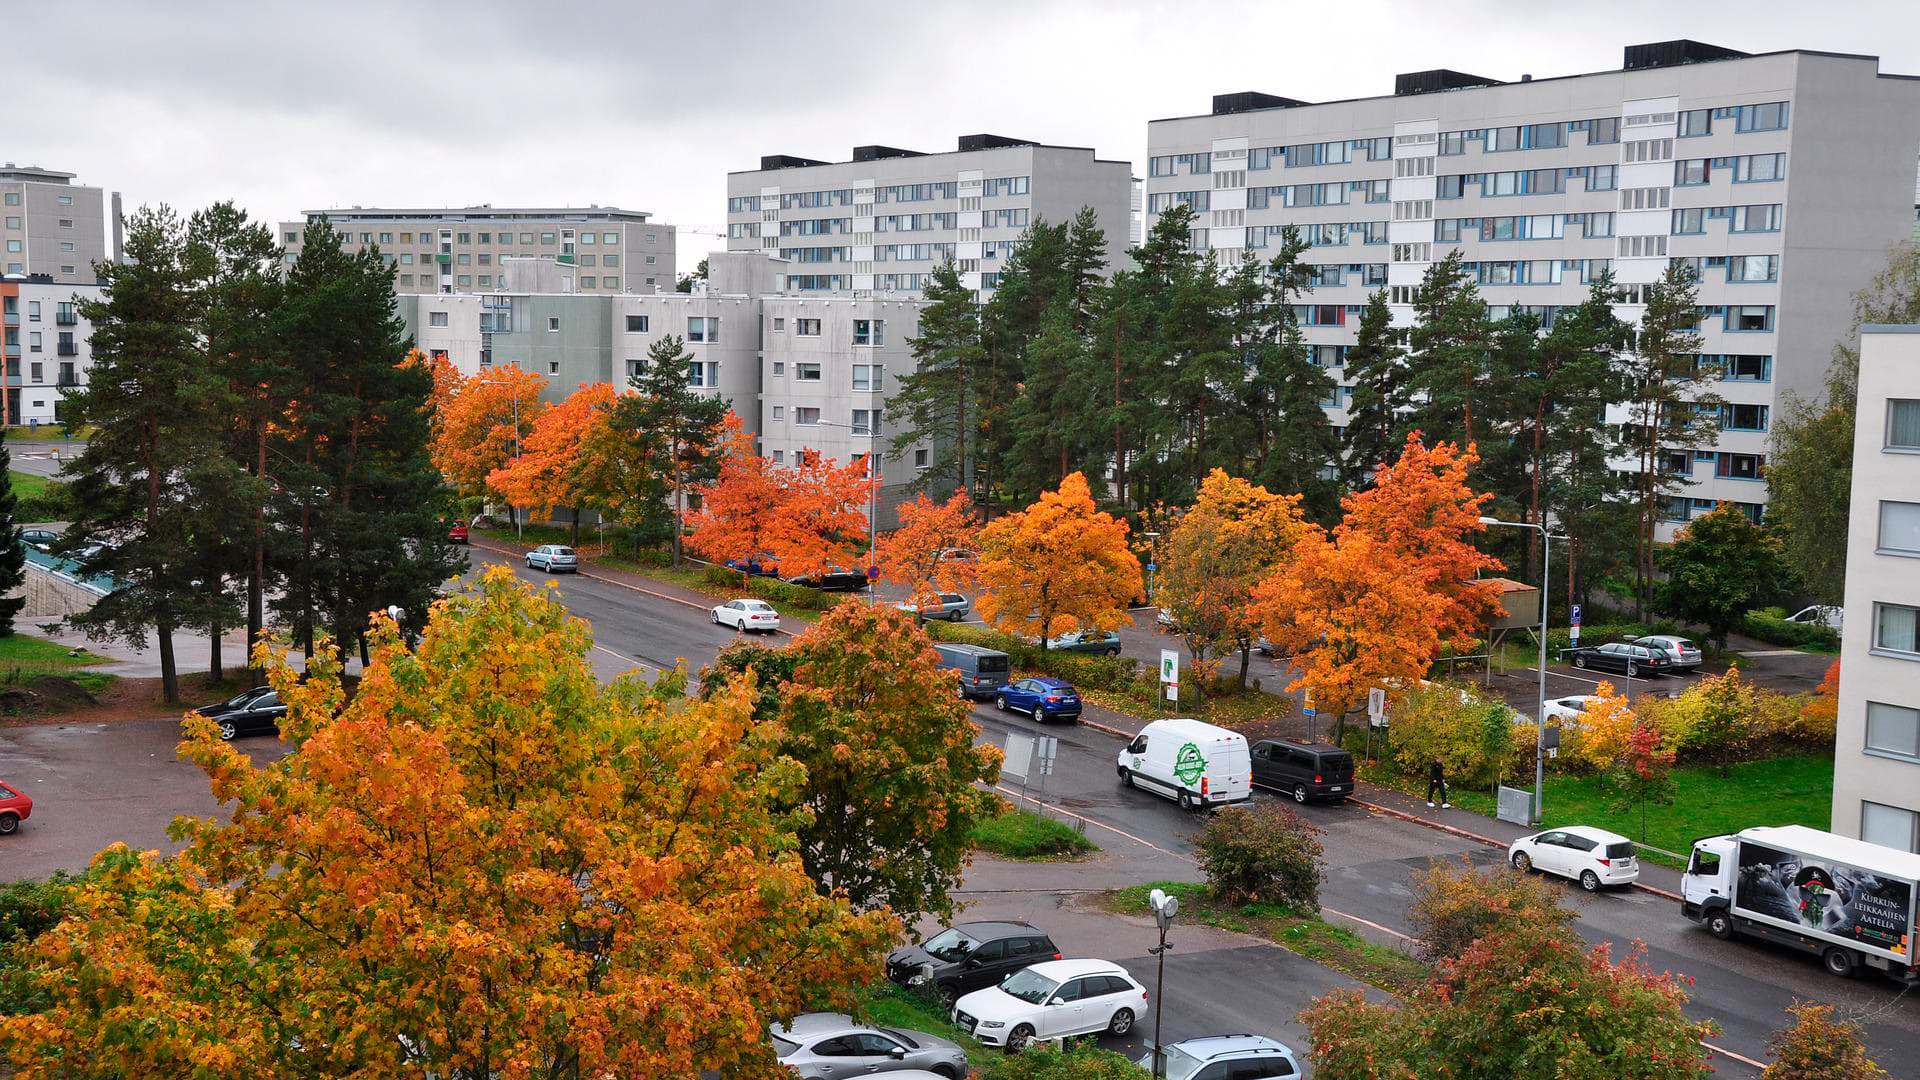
[1350,795,1684,902]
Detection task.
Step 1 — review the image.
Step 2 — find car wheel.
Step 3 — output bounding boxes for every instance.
[217,719,238,741]
[948,610,964,622]
[1106,647,1120,657]
[1580,869,1602,892]
[955,684,968,700]
[1626,661,1639,677]
[1178,791,1195,812]
[1118,766,1133,787]
[711,611,720,624]
[932,1067,962,1080]
[1512,850,1532,872]
[1572,654,1587,669]
[994,695,1008,712]
[1107,1008,1134,1036]
[1706,910,1733,939]
[1823,947,1857,979]
[0,812,17,835]
[936,983,959,1011]
[1293,783,1309,804]
[526,557,536,569]
[1007,1025,1034,1053]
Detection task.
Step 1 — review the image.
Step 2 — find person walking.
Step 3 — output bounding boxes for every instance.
[1427,757,1450,809]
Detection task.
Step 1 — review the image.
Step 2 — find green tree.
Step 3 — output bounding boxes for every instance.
[59,206,233,703]
[701,604,1002,920]
[1605,719,1677,842]
[1004,299,1094,496]
[1656,503,1785,648]
[1404,250,1495,450]
[888,261,985,494]
[674,256,709,293]
[1627,264,1716,617]
[1246,229,1338,517]
[0,436,28,636]
[1762,1002,1888,1080]
[1341,289,1408,489]
[616,333,729,563]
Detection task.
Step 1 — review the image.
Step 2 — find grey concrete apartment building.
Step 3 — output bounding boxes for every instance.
[1146,42,1920,538]
[2,164,119,283]
[280,206,675,296]
[726,135,1133,297]
[1832,326,1920,853]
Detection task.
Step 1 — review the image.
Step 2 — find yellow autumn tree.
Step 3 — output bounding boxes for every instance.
[0,569,897,1079]
[976,472,1143,651]
[1565,680,1637,772]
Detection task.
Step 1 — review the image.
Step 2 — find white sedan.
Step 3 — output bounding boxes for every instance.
[1542,695,1600,726]
[952,958,1146,1052]
[712,599,780,633]
[1509,825,1639,891]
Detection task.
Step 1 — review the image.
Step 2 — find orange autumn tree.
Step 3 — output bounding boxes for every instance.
[487,382,631,544]
[1342,433,1504,646]
[1566,680,1637,771]
[687,414,786,583]
[774,449,875,581]
[872,490,982,615]
[686,416,872,585]
[976,471,1142,651]
[430,361,547,510]
[0,569,897,1079]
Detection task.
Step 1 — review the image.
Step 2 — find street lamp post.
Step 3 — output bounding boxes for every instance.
[1147,888,1179,1079]
[1142,531,1161,604]
[1478,516,1568,825]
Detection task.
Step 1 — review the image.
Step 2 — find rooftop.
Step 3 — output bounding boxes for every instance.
[297,205,655,224]
[742,134,1121,174]
[0,164,80,184]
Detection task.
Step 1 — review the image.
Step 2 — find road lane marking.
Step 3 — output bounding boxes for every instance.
[1701,1042,1766,1070]
[591,645,654,671]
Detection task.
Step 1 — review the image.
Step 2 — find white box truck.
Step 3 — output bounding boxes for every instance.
[1682,824,1919,982]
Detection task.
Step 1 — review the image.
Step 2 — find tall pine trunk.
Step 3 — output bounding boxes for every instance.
[248,427,267,680]
[146,430,179,704]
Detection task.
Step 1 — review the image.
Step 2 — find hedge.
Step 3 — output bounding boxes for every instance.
[1739,608,1839,650]
[920,620,1142,692]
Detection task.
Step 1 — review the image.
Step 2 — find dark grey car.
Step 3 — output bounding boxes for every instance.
[771,1014,967,1080]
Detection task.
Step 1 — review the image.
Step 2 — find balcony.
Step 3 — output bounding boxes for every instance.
[57,375,79,388]
[55,311,77,326]
[436,254,452,266]
[56,343,77,357]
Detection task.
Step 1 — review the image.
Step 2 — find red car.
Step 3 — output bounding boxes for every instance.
[448,522,470,544]
[0,778,32,835]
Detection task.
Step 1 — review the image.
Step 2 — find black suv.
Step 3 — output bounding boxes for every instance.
[1251,739,1354,803]
[885,920,1059,1009]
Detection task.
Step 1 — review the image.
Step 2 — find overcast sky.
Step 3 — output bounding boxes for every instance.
[11,0,1919,276]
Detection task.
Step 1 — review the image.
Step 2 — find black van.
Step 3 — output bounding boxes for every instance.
[933,642,1011,700]
[1250,739,1354,803]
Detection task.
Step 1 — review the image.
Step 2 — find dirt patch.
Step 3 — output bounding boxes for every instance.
[0,672,251,727]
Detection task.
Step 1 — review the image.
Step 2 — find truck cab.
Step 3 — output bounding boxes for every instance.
[1681,836,1738,935]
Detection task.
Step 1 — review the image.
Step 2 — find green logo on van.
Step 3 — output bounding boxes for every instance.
[1173,742,1207,786]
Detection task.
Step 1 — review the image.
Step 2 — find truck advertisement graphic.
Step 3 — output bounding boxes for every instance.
[1734,841,1913,956]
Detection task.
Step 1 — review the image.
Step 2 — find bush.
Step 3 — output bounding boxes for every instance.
[748,577,833,611]
[1194,803,1324,910]
[991,1044,1146,1080]
[701,563,740,588]
[1408,857,1577,963]
[1640,670,1760,769]
[968,805,1097,859]
[1386,683,1517,789]
[14,478,73,524]
[1739,609,1839,650]
[920,620,1142,692]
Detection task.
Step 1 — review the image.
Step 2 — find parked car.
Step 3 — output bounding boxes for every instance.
[446,522,469,544]
[934,643,1011,700]
[1251,739,1354,803]
[525,544,578,573]
[725,553,781,577]
[886,920,1061,1010]
[1117,718,1252,812]
[0,779,32,835]
[898,592,970,622]
[1509,825,1639,891]
[1567,641,1669,676]
[770,1014,968,1080]
[937,547,978,565]
[1046,629,1121,656]
[1254,637,1282,657]
[1156,607,1179,631]
[192,686,287,741]
[1141,1034,1302,1080]
[951,958,1147,1052]
[1542,695,1601,726]
[786,566,871,592]
[995,677,1083,722]
[1633,634,1702,672]
[19,528,57,553]
[712,598,780,633]
[1787,605,1844,632]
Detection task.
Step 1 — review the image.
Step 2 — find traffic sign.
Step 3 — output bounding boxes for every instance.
[866,565,880,580]
[1159,649,1179,685]
[1367,687,1386,727]
[1570,602,1583,646]
[1147,562,1156,573]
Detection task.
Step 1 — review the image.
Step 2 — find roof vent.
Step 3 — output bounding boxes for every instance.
[1394,69,1505,96]
[1210,91,1309,115]
[1623,40,1749,70]
[851,144,925,162]
[957,133,1036,152]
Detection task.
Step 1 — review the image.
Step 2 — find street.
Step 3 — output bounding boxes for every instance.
[1,543,1911,1074]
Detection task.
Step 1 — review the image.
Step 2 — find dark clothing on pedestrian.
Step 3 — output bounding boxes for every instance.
[1426,761,1448,805]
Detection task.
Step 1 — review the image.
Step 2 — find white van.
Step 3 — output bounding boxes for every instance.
[1115,718,1252,811]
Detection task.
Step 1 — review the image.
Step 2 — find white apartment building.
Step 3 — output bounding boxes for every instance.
[281,206,675,296]
[2,164,119,284]
[1832,326,1920,853]
[1146,42,1920,538]
[726,135,1133,297]
[0,278,100,425]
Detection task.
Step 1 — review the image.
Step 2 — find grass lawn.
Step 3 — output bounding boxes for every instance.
[8,471,51,501]
[969,806,1098,860]
[1081,678,1282,730]
[0,634,117,694]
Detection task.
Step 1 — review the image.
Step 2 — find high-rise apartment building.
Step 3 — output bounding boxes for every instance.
[0,278,101,425]
[1,164,119,284]
[1146,42,1920,536]
[726,135,1132,297]
[1832,325,1920,854]
[280,206,676,296]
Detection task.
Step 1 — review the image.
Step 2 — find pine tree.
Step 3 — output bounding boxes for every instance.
[0,434,28,636]
[1627,263,1716,617]
[888,261,985,494]
[1405,250,1494,450]
[1342,290,1408,488]
[616,333,730,564]
[1003,299,1090,496]
[1246,228,1337,517]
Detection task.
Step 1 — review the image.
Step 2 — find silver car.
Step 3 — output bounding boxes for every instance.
[771,1014,967,1080]
[1141,1033,1301,1079]
[1633,634,1701,671]
[525,544,578,573]
[898,592,970,622]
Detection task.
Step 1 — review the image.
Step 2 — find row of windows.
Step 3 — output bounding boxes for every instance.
[787,274,851,291]
[1675,153,1786,186]
[876,243,957,262]
[1673,204,1783,235]
[877,213,960,232]
[781,218,852,236]
[398,273,626,291]
[1657,495,1765,523]
[1243,221,1390,248]
[291,229,631,246]
[1,192,76,206]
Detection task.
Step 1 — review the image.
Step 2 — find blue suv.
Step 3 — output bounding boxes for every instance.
[994,677,1082,722]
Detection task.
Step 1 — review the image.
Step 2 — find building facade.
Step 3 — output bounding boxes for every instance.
[726,135,1133,297]
[0,278,101,425]
[1832,325,1920,853]
[2,164,118,284]
[281,206,676,296]
[1146,43,1920,537]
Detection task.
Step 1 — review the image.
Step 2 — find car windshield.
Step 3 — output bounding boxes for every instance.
[921,927,980,961]
[221,688,264,708]
[743,601,774,612]
[769,1034,800,1057]
[998,968,1059,1005]
[1154,1047,1209,1080]
[880,1028,919,1049]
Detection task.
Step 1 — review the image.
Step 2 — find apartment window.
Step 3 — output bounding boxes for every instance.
[625,314,649,332]
[539,232,556,245]
[1722,403,1769,431]
[603,255,619,267]
[771,317,786,331]
[29,362,42,382]
[581,277,596,289]
[771,406,785,421]
[1716,452,1764,480]
[56,195,72,205]
[4,241,18,253]
[1862,802,1919,854]
[578,255,596,267]
[915,448,930,469]
[1726,305,1774,332]
[1734,101,1790,132]
[603,277,619,290]
[604,232,618,244]
[5,217,18,228]
[1874,603,1920,655]
[1618,235,1667,258]
[1889,399,1920,449]
[1677,109,1712,137]
[1728,255,1778,283]
[686,361,718,388]
[1735,154,1786,183]
[851,409,880,436]
[475,233,489,244]
[521,232,534,244]
[1587,164,1618,192]
[1673,208,1707,235]
[688,317,718,343]
[28,332,40,352]
[796,362,823,381]
[1881,502,1920,556]
[1731,204,1782,233]
[853,319,883,346]
[796,318,822,336]
[1621,187,1670,210]
[478,275,491,287]
[1675,159,1710,186]
[283,230,298,243]
[399,274,413,286]
[400,233,413,243]
[772,362,785,376]
[548,361,560,374]
[429,311,449,327]
[1624,138,1673,163]
[852,364,883,391]
[795,407,821,426]
[1866,701,1920,760]
[548,317,561,332]
[579,232,596,246]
